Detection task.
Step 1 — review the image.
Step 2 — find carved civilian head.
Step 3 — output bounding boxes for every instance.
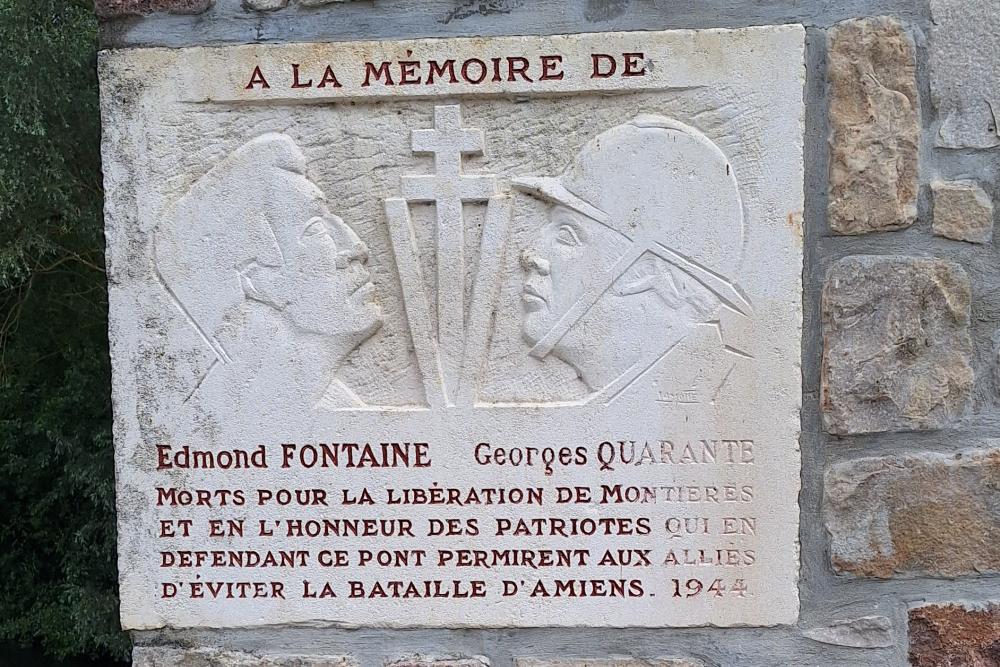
[513,116,749,399]
[154,134,381,407]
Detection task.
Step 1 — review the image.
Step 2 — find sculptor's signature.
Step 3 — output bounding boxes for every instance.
[656,389,700,405]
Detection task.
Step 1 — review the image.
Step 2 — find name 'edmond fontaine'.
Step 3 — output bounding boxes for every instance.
[155,442,432,470]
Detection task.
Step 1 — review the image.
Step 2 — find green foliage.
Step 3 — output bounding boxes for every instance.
[0,0,129,660]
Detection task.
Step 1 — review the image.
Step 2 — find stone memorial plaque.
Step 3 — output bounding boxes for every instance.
[100,26,804,630]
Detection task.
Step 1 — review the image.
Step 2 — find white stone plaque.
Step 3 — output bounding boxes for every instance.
[100,26,804,630]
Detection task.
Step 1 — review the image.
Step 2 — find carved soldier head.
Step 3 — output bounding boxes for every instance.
[154,133,382,407]
[513,116,750,399]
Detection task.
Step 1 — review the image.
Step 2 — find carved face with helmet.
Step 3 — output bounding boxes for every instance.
[513,115,751,401]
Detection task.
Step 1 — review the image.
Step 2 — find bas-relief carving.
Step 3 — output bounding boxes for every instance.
[512,115,752,404]
[385,105,510,408]
[154,134,382,413]
[154,107,753,413]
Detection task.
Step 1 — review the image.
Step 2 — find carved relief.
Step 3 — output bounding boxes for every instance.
[156,112,753,411]
[384,105,513,408]
[376,108,753,407]
[512,116,753,403]
[154,133,382,412]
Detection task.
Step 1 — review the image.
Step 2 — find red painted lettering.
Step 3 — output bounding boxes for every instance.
[591,54,617,79]
[362,61,395,87]
[290,63,312,88]
[507,56,533,82]
[245,65,270,90]
[461,58,488,84]
[317,65,342,88]
[398,60,422,85]
[491,57,503,82]
[540,54,565,81]
[427,59,458,84]
[622,52,647,77]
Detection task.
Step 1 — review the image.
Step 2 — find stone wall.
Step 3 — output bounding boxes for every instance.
[96,0,1000,664]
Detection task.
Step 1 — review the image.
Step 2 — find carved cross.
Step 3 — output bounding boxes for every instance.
[401,105,498,403]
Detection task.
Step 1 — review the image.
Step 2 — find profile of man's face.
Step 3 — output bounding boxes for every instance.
[520,204,628,345]
[248,176,383,346]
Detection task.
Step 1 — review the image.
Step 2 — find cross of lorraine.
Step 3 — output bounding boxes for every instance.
[384,105,512,408]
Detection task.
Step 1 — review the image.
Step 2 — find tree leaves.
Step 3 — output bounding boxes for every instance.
[0,0,128,660]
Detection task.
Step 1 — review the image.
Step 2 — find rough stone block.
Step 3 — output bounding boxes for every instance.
[95,0,213,18]
[297,0,356,6]
[133,647,357,666]
[387,658,489,667]
[932,180,995,243]
[824,448,1000,578]
[802,616,894,648]
[908,603,1000,666]
[821,256,973,435]
[827,17,920,234]
[243,0,289,10]
[515,660,703,667]
[931,0,1000,148]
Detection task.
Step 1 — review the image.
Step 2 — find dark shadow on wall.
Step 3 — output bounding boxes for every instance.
[0,644,127,667]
